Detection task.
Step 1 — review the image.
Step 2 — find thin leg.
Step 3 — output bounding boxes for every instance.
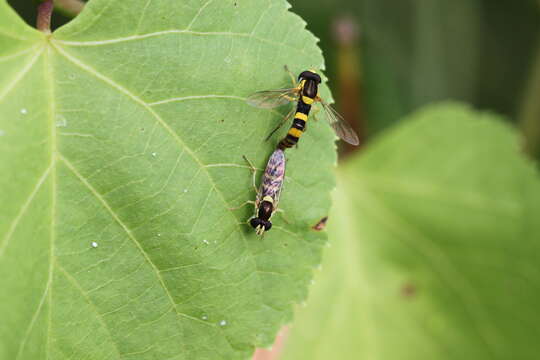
[242,155,259,193]
[229,200,256,211]
[284,65,297,86]
[265,107,294,142]
[311,105,321,122]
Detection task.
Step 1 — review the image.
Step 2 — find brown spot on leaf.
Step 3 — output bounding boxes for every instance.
[401,283,417,298]
[312,216,328,231]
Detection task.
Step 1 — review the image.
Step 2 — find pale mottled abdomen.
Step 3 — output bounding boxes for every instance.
[259,149,286,204]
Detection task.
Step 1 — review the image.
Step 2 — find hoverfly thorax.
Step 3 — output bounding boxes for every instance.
[298,70,321,99]
[302,80,318,99]
[257,200,274,221]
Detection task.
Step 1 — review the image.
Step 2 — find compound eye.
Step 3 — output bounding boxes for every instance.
[264,221,272,231]
[250,218,261,229]
[298,70,310,81]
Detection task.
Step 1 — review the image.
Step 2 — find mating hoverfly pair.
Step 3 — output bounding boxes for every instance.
[239,67,359,236]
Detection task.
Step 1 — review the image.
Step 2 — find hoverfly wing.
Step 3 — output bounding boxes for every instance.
[246,88,299,109]
[320,100,360,146]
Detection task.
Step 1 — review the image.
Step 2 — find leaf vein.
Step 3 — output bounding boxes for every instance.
[0,163,53,258]
[56,263,123,360]
[185,0,215,31]
[53,31,307,55]
[0,46,43,103]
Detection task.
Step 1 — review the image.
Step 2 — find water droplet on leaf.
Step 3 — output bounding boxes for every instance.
[55,115,67,127]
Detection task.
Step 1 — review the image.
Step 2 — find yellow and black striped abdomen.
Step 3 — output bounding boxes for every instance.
[278,97,314,149]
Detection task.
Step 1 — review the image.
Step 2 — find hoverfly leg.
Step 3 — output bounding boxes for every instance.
[229,200,256,211]
[265,107,295,142]
[284,65,297,86]
[312,105,321,121]
[265,117,288,142]
[242,155,259,194]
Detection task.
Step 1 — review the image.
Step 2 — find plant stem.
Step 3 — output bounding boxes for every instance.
[55,0,85,17]
[333,16,365,156]
[36,0,54,33]
[519,38,540,160]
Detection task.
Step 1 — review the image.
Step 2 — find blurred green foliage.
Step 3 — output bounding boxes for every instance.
[283,103,540,360]
[291,0,540,151]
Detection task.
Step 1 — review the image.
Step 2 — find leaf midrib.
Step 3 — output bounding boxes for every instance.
[45,41,56,360]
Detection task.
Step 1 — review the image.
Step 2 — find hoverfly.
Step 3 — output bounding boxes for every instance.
[247,67,359,148]
[234,149,286,236]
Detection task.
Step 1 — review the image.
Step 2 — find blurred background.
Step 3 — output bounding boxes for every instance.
[290,0,540,160]
[10,0,540,161]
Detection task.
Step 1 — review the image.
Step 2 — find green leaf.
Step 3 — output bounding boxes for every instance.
[282,103,540,360]
[0,1,335,359]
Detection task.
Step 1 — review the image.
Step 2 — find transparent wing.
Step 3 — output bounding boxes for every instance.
[273,186,282,212]
[246,88,299,109]
[319,99,360,145]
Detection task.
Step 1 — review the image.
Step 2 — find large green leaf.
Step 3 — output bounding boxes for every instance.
[0,1,336,359]
[282,103,540,359]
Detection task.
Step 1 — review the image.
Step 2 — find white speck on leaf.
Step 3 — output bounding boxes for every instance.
[183,189,188,193]
[20,108,28,115]
[157,233,161,237]
[219,320,227,326]
[152,152,157,157]
[202,315,208,320]
[55,115,67,127]
[0,130,4,136]
[203,239,209,244]
[224,57,231,64]
[91,242,98,248]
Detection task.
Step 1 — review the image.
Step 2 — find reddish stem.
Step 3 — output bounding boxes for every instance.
[332,16,365,157]
[252,327,289,360]
[37,0,54,33]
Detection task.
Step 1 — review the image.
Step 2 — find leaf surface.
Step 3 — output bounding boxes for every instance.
[282,103,540,360]
[0,1,335,359]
